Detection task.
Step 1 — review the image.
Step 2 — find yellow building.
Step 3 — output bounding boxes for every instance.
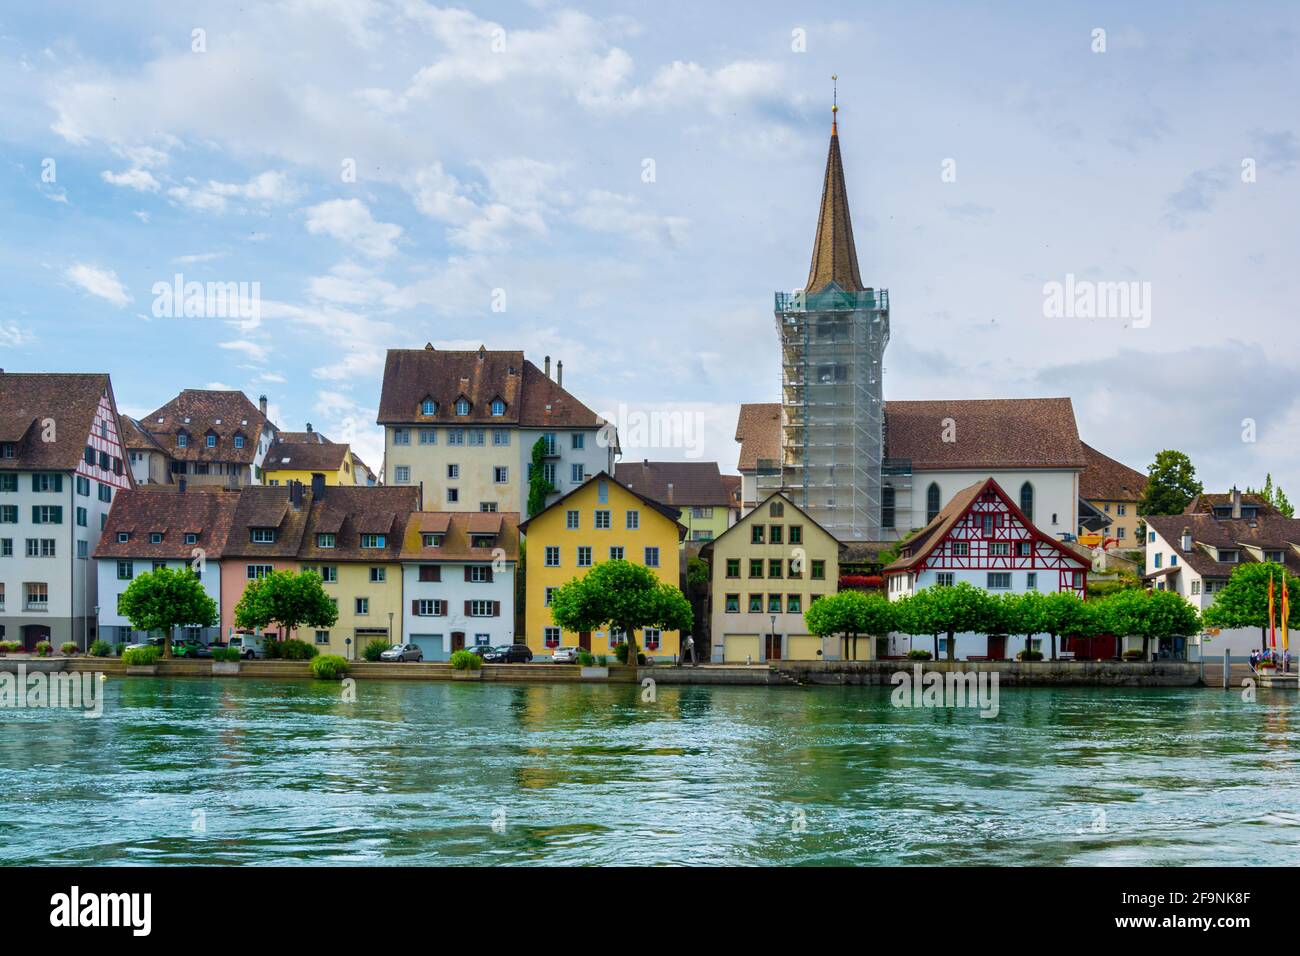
[518,472,686,661]
[701,492,844,663]
[264,431,371,487]
[1078,442,1147,550]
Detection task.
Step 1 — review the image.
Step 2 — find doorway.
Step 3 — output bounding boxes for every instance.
[987,635,1006,659]
[22,624,51,651]
[451,632,466,652]
[764,633,782,661]
[578,631,591,651]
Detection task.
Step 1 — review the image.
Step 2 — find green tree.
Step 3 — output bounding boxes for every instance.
[1038,591,1096,661]
[526,437,557,517]
[548,560,693,666]
[118,566,218,659]
[910,582,995,662]
[1203,562,1298,652]
[233,569,338,643]
[803,590,895,660]
[1138,450,1203,516]
[1001,591,1045,659]
[892,593,939,659]
[1248,474,1295,518]
[1098,588,1198,660]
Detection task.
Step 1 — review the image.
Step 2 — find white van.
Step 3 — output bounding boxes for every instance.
[226,634,264,659]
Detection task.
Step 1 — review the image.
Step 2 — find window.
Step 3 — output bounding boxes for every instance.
[149,532,163,544]
[468,565,491,583]
[770,501,784,517]
[355,597,369,615]
[643,628,661,651]
[1019,482,1034,522]
[544,587,556,607]
[748,594,763,613]
[77,540,88,559]
[751,525,765,544]
[571,433,585,449]
[206,434,217,448]
[544,627,561,648]
[788,557,802,578]
[32,473,62,493]
[571,463,585,483]
[0,474,17,493]
[990,542,1010,557]
[566,510,580,529]
[234,435,245,449]
[98,484,112,503]
[981,514,995,535]
[76,507,87,527]
[768,558,783,578]
[492,429,509,446]
[319,566,337,583]
[0,538,10,556]
[26,539,55,557]
[422,533,444,548]
[626,511,640,530]
[247,564,273,579]
[749,558,764,578]
[251,528,276,544]
[446,489,459,504]
[0,443,12,459]
[1171,554,1178,566]
[1265,550,1285,563]
[810,560,825,581]
[767,594,782,614]
[415,599,445,616]
[455,398,470,416]
[1117,504,1127,516]
[725,594,740,613]
[577,546,593,567]
[725,559,741,578]
[644,546,660,568]
[1153,553,1162,568]
[936,572,954,587]
[1072,572,1084,589]
[789,525,802,545]
[987,572,1011,590]
[469,600,495,617]
[446,464,460,480]
[1149,531,1156,543]
[0,506,14,523]
[927,483,941,523]
[1118,527,1127,539]
[369,567,386,583]
[493,466,508,484]
[542,433,557,455]
[468,428,486,446]
[25,582,48,611]
[421,398,436,415]
[545,546,560,567]
[360,534,386,548]
[318,533,335,549]
[177,433,189,448]
[392,428,411,446]
[769,525,783,545]
[1016,541,1032,557]
[315,631,330,645]
[395,466,411,484]
[1191,580,1201,595]
[117,532,130,543]
[787,594,802,613]
[490,399,505,416]
[1218,549,1238,563]
[1026,572,1038,590]
[881,486,895,529]
[594,510,611,529]
[952,542,970,557]
[117,561,134,580]
[609,546,624,560]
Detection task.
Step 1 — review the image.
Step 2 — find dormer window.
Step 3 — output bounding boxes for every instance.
[251,528,276,544]
[185,533,199,545]
[471,534,496,549]
[1265,550,1285,563]
[1218,549,1239,563]
[206,433,217,448]
[317,533,336,549]
[0,443,14,459]
[421,398,437,416]
[150,533,163,544]
[455,398,471,416]
[117,532,130,543]
[490,399,505,416]
[422,533,444,548]
[177,433,189,448]
[234,435,245,449]
[360,534,385,549]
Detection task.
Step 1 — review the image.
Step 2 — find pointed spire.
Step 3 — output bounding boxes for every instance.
[805,75,865,294]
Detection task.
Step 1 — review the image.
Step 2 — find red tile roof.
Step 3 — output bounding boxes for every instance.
[400,511,520,563]
[0,372,118,471]
[1145,513,1300,578]
[1079,442,1147,502]
[735,403,782,471]
[93,487,241,559]
[141,389,270,464]
[614,460,734,507]
[295,485,421,563]
[264,440,350,473]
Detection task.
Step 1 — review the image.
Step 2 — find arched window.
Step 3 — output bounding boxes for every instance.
[926,482,941,523]
[455,398,470,416]
[1020,482,1034,522]
[881,485,895,529]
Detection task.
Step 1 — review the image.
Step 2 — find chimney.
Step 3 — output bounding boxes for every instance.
[1181,528,1192,552]
[544,355,551,378]
[306,423,313,433]
[259,394,268,417]
[1231,486,1242,519]
[310,473,326,499]
[556,360,563,388]
[667,481,674,504]
[289,479,303,509]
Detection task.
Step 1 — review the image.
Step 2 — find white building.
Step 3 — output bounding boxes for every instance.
[0,372,133,649]
[882,477,1090,660]
[400,510,518,660]
[93,487,240,646]
[377,345,616,516]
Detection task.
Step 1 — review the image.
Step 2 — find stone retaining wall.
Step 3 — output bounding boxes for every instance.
[771,659,1201,687]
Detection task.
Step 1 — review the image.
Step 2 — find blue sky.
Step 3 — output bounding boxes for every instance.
[1,0,1297,492]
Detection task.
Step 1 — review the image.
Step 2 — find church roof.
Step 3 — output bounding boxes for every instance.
[805,119,865,294]
[1078,442,1147,502]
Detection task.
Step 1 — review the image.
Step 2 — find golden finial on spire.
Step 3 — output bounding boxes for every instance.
[831,74,839,133]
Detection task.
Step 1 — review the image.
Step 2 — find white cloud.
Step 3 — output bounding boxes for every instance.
[570,190,688,246]
[168,171,302,213]
[65,263,131,308]
[220,339,271,363]
[304,199,402,258]
[0,323,36,347]
[101,168,161,191]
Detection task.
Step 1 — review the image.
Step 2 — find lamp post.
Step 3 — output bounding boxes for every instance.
[770,613,777,662]
[388,611,394,644]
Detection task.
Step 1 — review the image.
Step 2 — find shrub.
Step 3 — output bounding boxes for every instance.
[123,646,162,666]
[276,638,318,661]
[211,647,242,663]
[906,649,933,660]
[576,649,595,666]
[34,641,52,658]
[89,639,112,657]
[1122,649,1146,661]
[449,649,482,670]
[1016,650,1044,662]
[311,654,349,680]
[613,643,647,665]
[595,654,608,666]
[363,639,389,662]
[0,640,19,654]
[60,642,79,655]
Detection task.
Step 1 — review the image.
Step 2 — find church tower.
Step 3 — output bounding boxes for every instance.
[759,90,891,541]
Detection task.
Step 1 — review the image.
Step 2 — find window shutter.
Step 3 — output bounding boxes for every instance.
[463,566,472,582]
[464,600,472,616]
[52,507,62,524]
[54,474,63,492]
[431,565,440,582]
[32,506,39,522]
[437,601,446,617]
[492,601,500,617]
[484,566,494,582]
[411,600,419,616]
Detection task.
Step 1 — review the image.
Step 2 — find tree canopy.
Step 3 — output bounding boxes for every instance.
[907,582,997,661]
[548,559,693,662]
[1247,474,1295,518]
[804,590,895,659]
[1202,562,1297,633]
[118,566,219,658]
[1138,450,1203,516]
[233,569,338,639]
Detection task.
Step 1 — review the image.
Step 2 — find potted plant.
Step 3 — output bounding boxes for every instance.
[210,646,242,675]
[122,645,162,674]
[60,641,79,657]
[1015,649,1044,662]
[0,640,15,656]
[578,650,609,679]
[449,649,483,680]
[34,640,52,658]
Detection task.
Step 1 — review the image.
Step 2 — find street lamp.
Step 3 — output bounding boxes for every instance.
[388,611,394,644]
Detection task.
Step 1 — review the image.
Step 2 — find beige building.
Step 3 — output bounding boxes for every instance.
[701,492,843,663]
[1077,442,1147,549]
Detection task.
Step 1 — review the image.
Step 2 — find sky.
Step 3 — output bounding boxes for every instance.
[0,0,1297,494]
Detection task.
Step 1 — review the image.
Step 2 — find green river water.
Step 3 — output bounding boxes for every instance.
[2,678,1298,865]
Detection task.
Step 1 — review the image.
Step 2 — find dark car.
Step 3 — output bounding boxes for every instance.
[482,644,533,664]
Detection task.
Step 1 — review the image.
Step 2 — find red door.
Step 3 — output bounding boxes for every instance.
[451,632,465,652]
[765,634,782,660]
[987,635,1006,659]
[579,631,591,651]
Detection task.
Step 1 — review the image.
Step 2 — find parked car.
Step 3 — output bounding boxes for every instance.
[226,635,261,659]
[379,643,424,663]
[468,645,495,659]
[550,646,583,663]
[482,644,533,664]
[122,637,164,653]
[171,639,205,658]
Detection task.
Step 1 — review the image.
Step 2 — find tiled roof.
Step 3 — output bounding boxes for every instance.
[377,345,610,432]
[141,389,269,464]
[277,429,331,444]
[400,511,520,563]
[719,474,742,508]
[735,402,781,471]
[296,485,420,563]
[518,471,686,537]
[805,122,865,294]
[614,460,734,507]
[0,372,115,471]
[1183,492,1276,516]
[92,487,241,559]
[1145,513,1300,578]
[222,485,313,558]
[264,440,350,473]
[1079,442,1147,502]
[120,415,168,454]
